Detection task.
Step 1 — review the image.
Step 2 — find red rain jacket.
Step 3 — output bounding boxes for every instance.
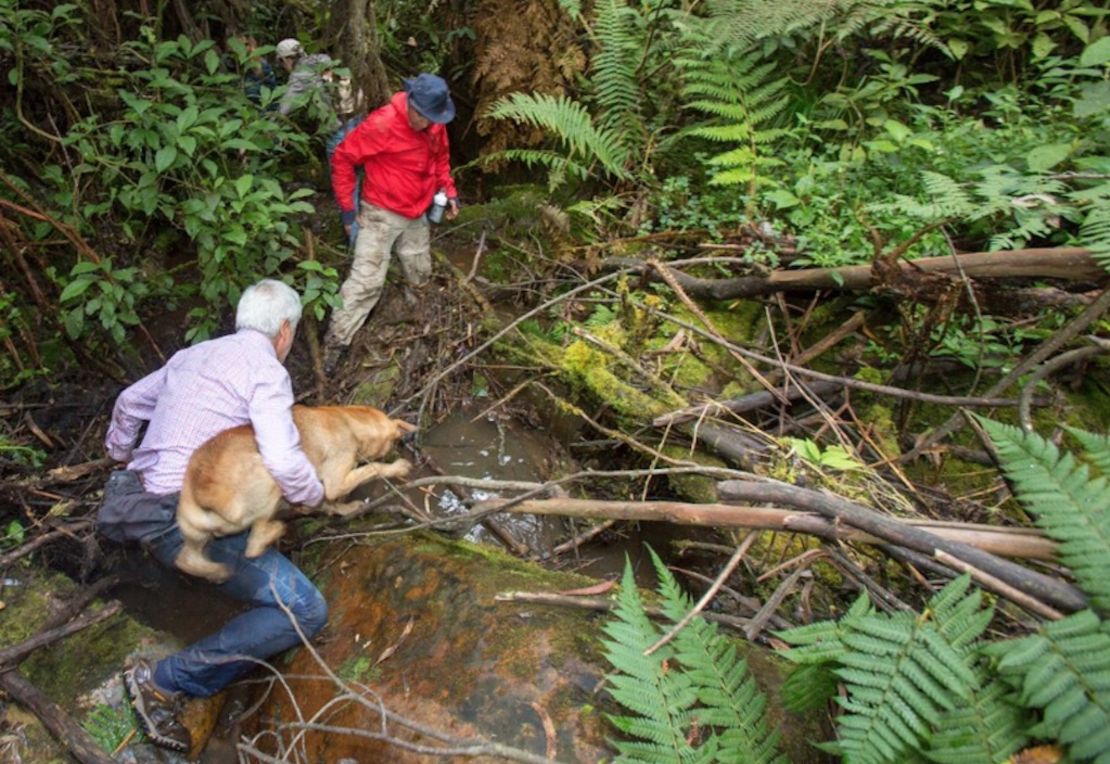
[331,92,457,220]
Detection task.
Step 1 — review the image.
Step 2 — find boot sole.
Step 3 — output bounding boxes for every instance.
[123,666,189,753]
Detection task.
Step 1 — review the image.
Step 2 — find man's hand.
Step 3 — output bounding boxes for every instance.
[446,197,460,221]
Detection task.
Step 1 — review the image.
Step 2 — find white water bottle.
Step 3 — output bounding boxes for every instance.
[428,190,448,223]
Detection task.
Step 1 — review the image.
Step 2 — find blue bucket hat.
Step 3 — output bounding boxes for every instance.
[404,73,456,124]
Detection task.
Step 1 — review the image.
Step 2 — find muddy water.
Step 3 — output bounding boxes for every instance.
[417,407,570,554]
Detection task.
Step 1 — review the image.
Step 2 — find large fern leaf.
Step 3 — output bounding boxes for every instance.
[988,609,1110,761]
[1068,427,1110,477]
[780,576,989,764]
[922,678,1029,764]
[978,417,1110,611]
[601,556,704,763]
[677,43,791,198]
[486,92,631,180]
[646,547,788,764]
[591,0,642,140]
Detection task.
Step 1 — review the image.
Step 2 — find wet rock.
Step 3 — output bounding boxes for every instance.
[248,533,829,762]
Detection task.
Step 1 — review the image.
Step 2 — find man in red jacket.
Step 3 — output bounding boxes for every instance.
[324,73,459,370]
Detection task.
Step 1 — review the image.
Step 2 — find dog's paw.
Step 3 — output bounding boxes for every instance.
[388,458,413,478]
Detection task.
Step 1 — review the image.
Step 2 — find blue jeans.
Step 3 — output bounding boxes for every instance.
[98,470,328,698]
[143,524,328,697]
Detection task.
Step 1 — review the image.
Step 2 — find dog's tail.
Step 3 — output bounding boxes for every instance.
[174,486,231,583]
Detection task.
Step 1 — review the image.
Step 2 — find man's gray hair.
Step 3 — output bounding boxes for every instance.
[236,279,303,338]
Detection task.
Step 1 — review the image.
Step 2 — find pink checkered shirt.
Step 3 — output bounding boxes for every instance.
[104,329,324,506]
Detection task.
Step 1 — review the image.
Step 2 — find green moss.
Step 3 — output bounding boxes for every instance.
[337,654,380,683]
[24,609,150,703]
[351,361,401,406]
[561,339,668,420]
[662,446,726,503]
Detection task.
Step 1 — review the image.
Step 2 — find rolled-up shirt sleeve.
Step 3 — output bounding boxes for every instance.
[249,371,325,507]
[105,367,167,463]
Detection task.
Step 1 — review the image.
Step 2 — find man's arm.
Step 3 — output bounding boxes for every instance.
[104,367,167,463]
[331,118,386,230]
[432,126,457,197]
[249,372,325,507]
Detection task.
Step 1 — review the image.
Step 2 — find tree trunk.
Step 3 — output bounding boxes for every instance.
[327,0,391,113]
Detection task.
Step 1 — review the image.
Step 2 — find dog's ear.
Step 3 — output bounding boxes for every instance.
[394,419,418,434]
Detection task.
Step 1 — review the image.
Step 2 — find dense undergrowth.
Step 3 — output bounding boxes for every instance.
[2,0,1110,761]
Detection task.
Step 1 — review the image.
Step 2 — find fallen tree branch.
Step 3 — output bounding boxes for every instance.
[715,480,1086,613]
[470,497,1057,561]
[1018,345,1105,431]
[605,247,1103,300]
[493,590,750,633]
[934,550,1063,620]
[655,380,843,427]
[902,286,1110,462]
[0,601,121,669]
[0,520,93,570]
[0,671,115,764]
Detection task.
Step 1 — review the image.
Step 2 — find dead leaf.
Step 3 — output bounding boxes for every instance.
[375,617,415,666]
[1010,744,1064,764]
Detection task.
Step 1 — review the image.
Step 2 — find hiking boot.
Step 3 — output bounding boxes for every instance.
[123,659,191,752]
[323,344,344,375]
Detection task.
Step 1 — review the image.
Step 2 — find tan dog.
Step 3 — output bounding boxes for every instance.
[175,405,416,582]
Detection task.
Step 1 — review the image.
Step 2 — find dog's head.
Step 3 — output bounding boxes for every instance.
[349,407,418,460]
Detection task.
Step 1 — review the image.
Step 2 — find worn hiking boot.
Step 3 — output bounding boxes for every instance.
[323,344,344,376]
[123,659,191,752]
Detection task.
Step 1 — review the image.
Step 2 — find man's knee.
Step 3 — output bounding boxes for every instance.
[294,586,328,638]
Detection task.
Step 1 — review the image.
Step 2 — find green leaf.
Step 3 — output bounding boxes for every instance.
[947,39,970,60]
[63,307,84,338]
[154,145,177,172]
[234,174,253,197]
[204,48,220,75]
[1080,37,1110,67]
[765,190,799,209]
[1032,33,1056,59]
[1075,82,1110,118]
[59,278,93,302]
[1027,143,1070,173]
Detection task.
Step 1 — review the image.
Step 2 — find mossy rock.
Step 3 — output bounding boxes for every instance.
[248,532,830,762]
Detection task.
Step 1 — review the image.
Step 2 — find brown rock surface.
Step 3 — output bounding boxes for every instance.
[247,533,828,762]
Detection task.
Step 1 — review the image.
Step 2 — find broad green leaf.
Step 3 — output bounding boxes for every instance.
[947,39,970,60]
[204,49,220,75]
[1075,81,1110,119]
[155,145,177,172]
[1032,33,1056,59]
[1081,37,1110,67]
[59,278,93,302]
[234,174,254,197]
[1027,143,1070,173]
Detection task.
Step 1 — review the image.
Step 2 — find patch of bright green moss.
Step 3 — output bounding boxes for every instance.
[662,446,726,503]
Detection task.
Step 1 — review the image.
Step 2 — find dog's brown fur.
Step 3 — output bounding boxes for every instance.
[175,405,416,582]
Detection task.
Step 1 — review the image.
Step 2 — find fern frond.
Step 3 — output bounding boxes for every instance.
[1080,205,1110,273]
[486,92,630,179]
[591,0,642,140]
[989,610,1110,761]
[978,417,1110,611]
[602,556,701,762]
[922,679,1029,764]
[1068,427,1110,477]
[676,42,791,197]
[645,548,788,764]
[780,662,839,713]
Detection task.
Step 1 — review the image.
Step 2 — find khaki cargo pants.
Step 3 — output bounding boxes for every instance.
[325,201,431,348]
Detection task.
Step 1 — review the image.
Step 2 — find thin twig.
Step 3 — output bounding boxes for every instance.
[644,533,757,656]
